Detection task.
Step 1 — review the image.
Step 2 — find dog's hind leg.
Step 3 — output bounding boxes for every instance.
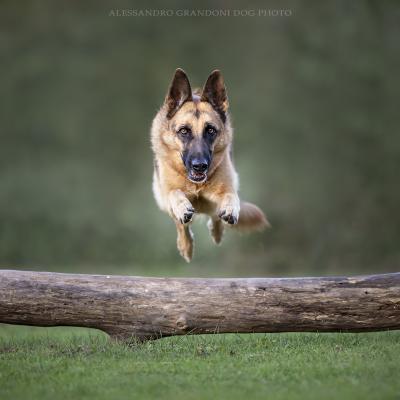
[175,221,194,262]
[207,217,224,245]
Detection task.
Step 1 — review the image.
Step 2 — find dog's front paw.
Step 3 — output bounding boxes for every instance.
[218,204,240,225]
[173,201,195,225]
[181,207,194,224]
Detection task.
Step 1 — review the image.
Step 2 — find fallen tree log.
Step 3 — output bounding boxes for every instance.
[0,269,399,341]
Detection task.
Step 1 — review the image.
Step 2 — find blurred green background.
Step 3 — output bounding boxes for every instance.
[0,0,399,277]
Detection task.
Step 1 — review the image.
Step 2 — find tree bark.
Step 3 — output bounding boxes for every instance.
[0,270,399,341]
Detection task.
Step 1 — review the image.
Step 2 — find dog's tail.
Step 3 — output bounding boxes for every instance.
[232,201,270,232]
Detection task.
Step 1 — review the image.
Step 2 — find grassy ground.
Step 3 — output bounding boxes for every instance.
[0,326,399,400]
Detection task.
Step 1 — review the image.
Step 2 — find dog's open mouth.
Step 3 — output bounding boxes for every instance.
[188,170,207,183]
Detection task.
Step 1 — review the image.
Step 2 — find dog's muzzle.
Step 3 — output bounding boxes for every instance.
[188,158,208,183]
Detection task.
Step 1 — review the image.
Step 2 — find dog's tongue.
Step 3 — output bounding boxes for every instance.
[193,172,204,178]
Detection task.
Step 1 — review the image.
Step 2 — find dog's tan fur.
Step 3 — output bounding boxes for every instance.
[151,69,269,262]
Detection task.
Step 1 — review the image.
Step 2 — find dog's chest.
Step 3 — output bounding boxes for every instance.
[184,180,208,198]
[184,183,216,214]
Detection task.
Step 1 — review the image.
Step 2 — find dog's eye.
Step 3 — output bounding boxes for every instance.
[206,126,217,137]
[178,127,190,137]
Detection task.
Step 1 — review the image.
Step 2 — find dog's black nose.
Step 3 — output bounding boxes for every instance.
[191,158,208,172]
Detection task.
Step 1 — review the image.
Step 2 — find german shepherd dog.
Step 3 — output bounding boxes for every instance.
[151,69,269,262]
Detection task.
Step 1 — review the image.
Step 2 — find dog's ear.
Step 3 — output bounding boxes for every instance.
[201,70,229,122]
[165,68,192,119]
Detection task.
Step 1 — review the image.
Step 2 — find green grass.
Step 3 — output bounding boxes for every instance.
[0,326,399,400]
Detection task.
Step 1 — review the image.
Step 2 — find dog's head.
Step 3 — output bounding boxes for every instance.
[160,68,231,184]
